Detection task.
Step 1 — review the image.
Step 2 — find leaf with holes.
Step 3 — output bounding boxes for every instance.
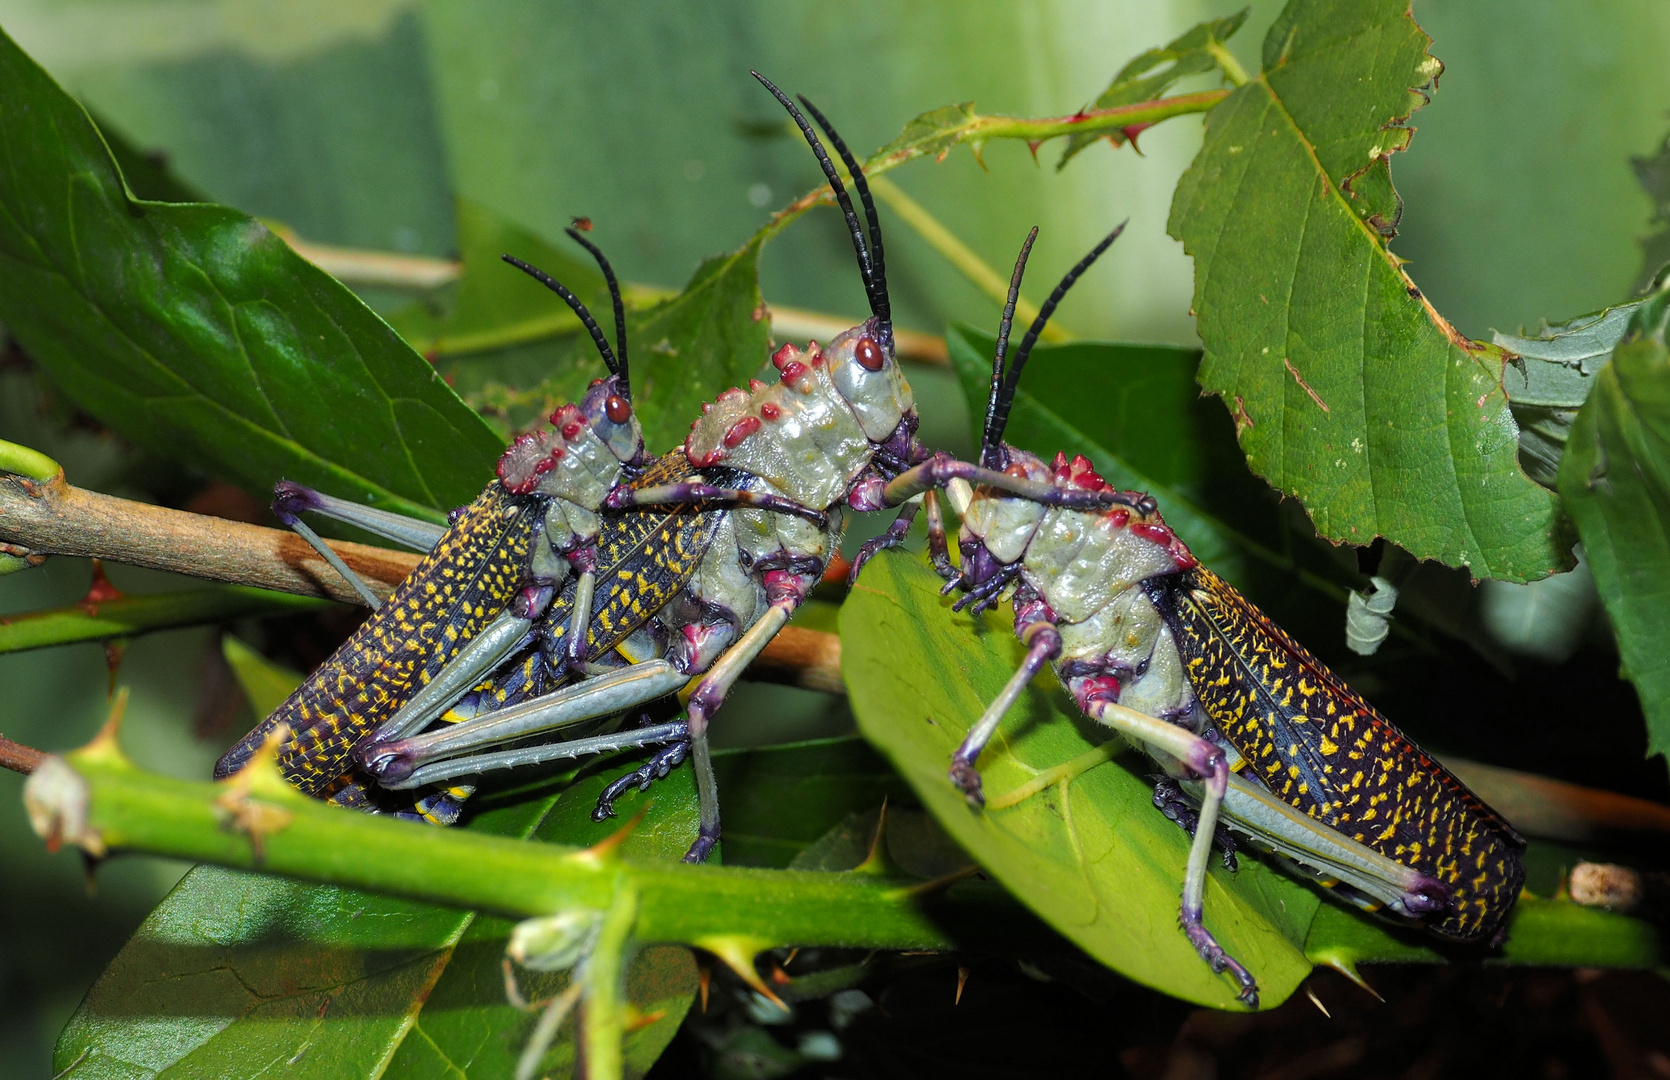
[1168,0,1567,581]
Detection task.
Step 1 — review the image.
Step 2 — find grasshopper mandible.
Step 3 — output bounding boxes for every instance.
[857,228,1528,1006]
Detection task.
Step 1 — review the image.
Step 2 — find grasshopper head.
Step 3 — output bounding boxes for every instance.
[577,374,644,465]
[823,315,915,443]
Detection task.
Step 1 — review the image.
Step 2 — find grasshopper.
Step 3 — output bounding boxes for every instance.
[858,228,1527,1005]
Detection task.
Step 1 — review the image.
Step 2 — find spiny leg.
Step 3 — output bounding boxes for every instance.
[387,718,691,791]
[950,622,1061,806]
[273,481,448,552]
[847,495,922,585]
[270,482,449,608]
[357,660,691,787]
[879,451,1149,515]
[1088,701,1258,1007]
[924,490,955,582]
[564,550,598,666]
[680,573,811,862]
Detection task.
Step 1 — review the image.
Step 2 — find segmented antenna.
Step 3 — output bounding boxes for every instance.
[564,228,631,402]
[795,94,891,338]
[752,71,883,324]
[983,222,1127,453]
[501,253,621,386]
[981,227,1039,467]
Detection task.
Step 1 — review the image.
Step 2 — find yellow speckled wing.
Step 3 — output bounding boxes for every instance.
[1151,566,1525,942]
[217,483,538,793]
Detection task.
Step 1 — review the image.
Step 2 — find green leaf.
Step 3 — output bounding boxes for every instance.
[441,234,770,454]
[1057,9,1248,168]
[875,102,980,163]
[385,197,611,360]
[713,736,915,869]
[56,766,699,1079]
[841,552,1319,1010]
[1496,299,1643,489]
[1558,293,1670,757]
[0,24,502,519]
[221,634,305,717]
[1168,0,1566,581]
[1303,892,1664,977]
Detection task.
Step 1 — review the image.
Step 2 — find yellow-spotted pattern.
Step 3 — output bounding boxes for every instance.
[462,450,734,711]
[1154,566,1525,942]
[219,482,539,794]
[220,451,735,799]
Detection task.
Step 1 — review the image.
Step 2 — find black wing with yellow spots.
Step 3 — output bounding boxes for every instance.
[216,482,540,793]
[1148,566,1525,942]
[465,450,741,711]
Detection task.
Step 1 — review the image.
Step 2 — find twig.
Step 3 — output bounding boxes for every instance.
[0,734,45,774]
[0,471,419,604]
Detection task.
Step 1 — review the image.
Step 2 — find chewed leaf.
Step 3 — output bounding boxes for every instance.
[1058,9,1249,168]
[841,552,1319,1010]
[0,26,503,519]
[1168,0,1566,581]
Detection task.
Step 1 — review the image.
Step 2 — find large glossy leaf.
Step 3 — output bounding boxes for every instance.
[841,552,1319,1010]
[56,767,700,1079]
[1559,293,1670,757]
[0,24,501,519]
[1168,0,1566,582]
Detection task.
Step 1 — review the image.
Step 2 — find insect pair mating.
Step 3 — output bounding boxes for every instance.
[220,73,1525,1007]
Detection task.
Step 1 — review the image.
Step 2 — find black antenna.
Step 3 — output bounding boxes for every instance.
[501,253,620,385]
[985,221,1127,452]
[796,94,891,337]
[752,71,879,320]
[981,227,1039,468]
[563,228,631,402]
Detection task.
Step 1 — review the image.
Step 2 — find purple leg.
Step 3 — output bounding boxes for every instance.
[593,735,691,821]
[603,482,827,526]
[848,498,922,585]
[950,622,1061,806]
[1177,758,1259,1007]
[924,491,956,582]
[881,451,1145,512]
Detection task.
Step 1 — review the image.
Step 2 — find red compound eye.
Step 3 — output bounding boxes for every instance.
[605,395,632,424]
[854,335,884,371]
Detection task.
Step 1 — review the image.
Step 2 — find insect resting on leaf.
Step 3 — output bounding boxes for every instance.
[853,226,1528,1007]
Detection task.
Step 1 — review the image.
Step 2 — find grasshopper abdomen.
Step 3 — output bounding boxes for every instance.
[1149,566,1527,942]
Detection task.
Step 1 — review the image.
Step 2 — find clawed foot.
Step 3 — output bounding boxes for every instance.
[592,740,690,822]
[1181,911,1259,1008]
[848,534,903,585]
[949,761,986,807]
[682,829,719,863]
